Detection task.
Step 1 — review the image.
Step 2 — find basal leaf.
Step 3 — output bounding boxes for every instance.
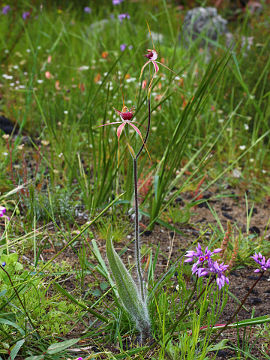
[106,237,150,332]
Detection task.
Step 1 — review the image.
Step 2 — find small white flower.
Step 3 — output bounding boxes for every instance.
[249,158,254,163]
[239,145,246,151]
[2,74,13,80]
[218,119,224,123]
[244,124,249,130]
[26,49,31,53]
[262,169,267,174]
[126,77,136,83]
[78,65,89,71]
[64,110,68,115]
[37,79,43,84]
[13,65,19,69]
[232,168,242,178]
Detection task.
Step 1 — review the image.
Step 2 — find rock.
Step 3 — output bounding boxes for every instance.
[249,226,260,235]
[247,1,263,15]
[148,31,164,43]
[222,212,234,220]
[0,115,19,135]
[181,7,228,47]
[89,19,110,32]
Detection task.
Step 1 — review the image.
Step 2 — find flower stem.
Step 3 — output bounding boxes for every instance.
[209,271,265,345]
[133,99,151,302]
[133,157,145,301]
[167,276,214,344]
[136,99,151,160]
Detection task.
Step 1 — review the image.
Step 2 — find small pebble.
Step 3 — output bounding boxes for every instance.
[222,212,234,220]
[249,226,260,235]
[249,297,262,305]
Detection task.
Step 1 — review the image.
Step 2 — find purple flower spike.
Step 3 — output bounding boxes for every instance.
[209,261,229,290]
[118,13,130,22]
[84,7,91,13]
[113,0,124,4]
[22,11,30,20]
[0,206,6,217]
[2,5,11,14]
[251,252,270,272]
[185,243,229,289]
[1,262,6,267]
[184,243,213,264]
[120,43,127,51]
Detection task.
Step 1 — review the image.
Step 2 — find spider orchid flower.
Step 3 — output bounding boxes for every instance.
[140,49,176,96]
[99,105,143,143]
[140,49,159,81]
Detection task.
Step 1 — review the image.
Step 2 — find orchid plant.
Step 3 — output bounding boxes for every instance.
[99,29,270,347]
[100,34,170,342]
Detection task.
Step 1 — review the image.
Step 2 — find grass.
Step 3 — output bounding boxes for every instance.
[0,0,270,359]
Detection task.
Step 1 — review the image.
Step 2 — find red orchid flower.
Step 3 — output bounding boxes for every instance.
[99,104,143,143]
[142,49,159,74]
[140,48,175,78]
[139,48,176,96]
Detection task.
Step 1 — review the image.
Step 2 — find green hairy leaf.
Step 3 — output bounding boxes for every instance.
[106,237,150,334]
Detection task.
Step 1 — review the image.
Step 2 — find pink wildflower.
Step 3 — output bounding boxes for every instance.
[251,252,270,272]
[45,71,52,79]
[0,206,6,217]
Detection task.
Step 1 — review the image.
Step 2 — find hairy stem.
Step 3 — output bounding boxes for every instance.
[133,99,151,302]
[133,158,145,301]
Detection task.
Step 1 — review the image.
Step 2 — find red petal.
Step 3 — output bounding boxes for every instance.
[117,122,126,140]
[152,61,159,73]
